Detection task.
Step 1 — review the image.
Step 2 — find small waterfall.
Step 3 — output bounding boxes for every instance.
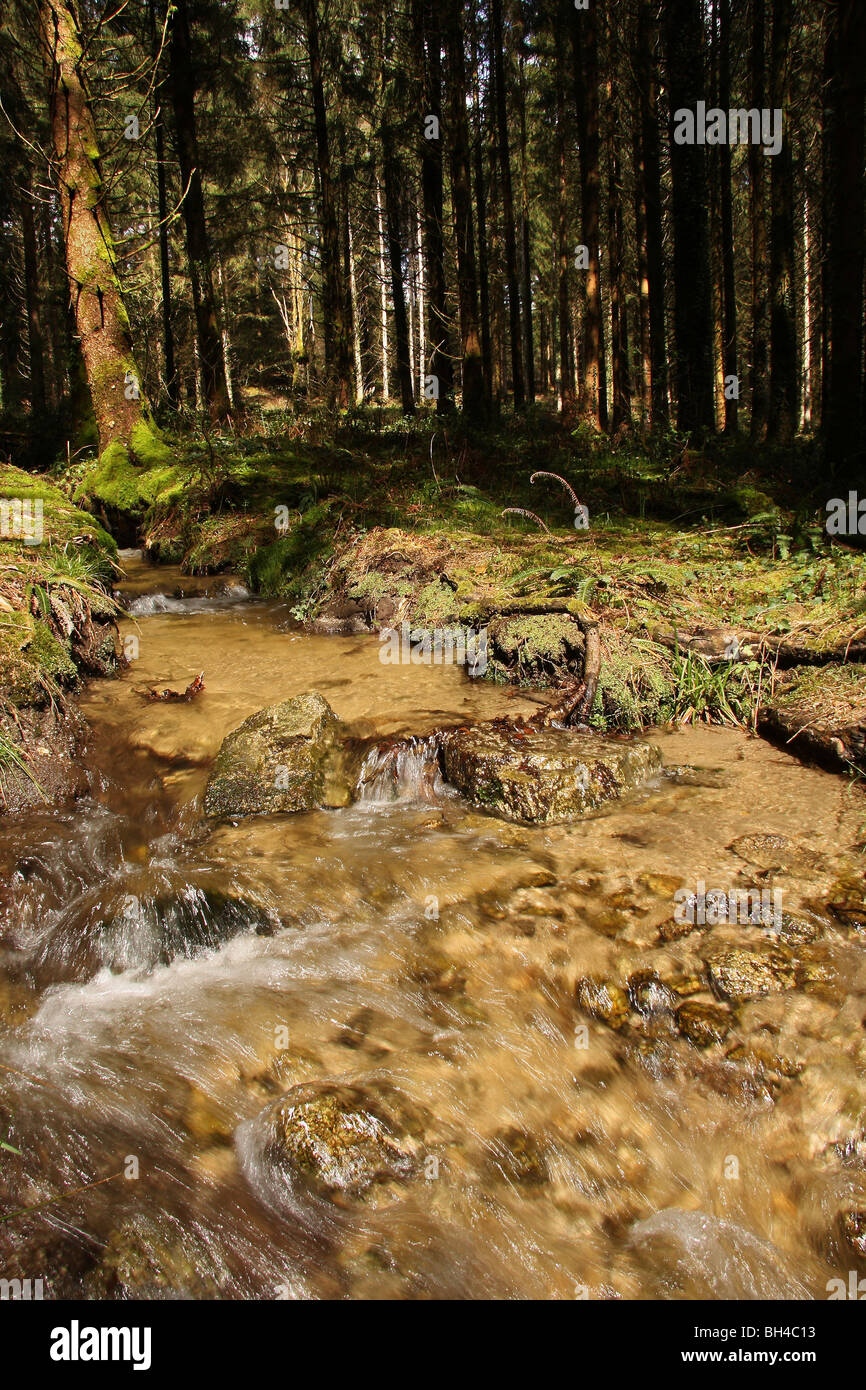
[126,585,251,617]
[354,735,445,804]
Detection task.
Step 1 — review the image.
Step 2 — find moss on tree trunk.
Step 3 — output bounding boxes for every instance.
[39,0,166,468]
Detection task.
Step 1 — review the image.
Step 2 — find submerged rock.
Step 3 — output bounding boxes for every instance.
[261,1082,421,1199]
[676,1000,732,1047]
[487,1126,550,1187]
[440,722,661,824]
[35,883,278,983]
[705,948,798,1002]
[576,976,630,1030]
[203,692,354,820]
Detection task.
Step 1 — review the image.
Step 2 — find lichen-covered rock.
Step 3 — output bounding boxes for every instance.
[440,722,661,824]
[576,977,630,1030]
[262,1082,421,1199]
[676,1000,732,1047]
[203,692,353,819]
[705,948,798,1002]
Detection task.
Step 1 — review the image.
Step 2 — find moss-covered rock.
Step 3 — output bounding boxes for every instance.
[440,721,662,823]
[203,691,354,820]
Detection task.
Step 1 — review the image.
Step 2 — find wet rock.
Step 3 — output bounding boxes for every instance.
[840,1210,866,1261]
[576,977,630,1030]
[627,971,678,1017]
[440,722,662,824]
[728,832,798,870]
[639,872,684,898]
[825,874,866,930]
[677,1000,732,1047]
[778,913,822,945]
[309,598,372,636]
[88,1214,226,1298]
[725,1043,803,1078]
[705,948,797,1002]
[262,1082,421,1199]
[487,1126,549,1187]
[659,916,704,943]
[667,972,705,997]
[34,883,279,983]
[203,692,355,820]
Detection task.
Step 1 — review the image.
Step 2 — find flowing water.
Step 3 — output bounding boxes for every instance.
[1,555,865,1299]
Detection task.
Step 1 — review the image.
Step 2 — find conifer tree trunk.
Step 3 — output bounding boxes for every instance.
[767,0,799,444]
[636,0,668,425]
[824,0,866,480]
[569,0,607,429]
[302,0,352,408]
[413,0,454,411]
[664,0,716,435]
[491,0,525,408]
[718,0,739,432]
[446,0,485,422]
[169,0,231,419]
[38,0,157,457]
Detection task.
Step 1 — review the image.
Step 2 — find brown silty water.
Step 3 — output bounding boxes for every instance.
[0,554,864,1299]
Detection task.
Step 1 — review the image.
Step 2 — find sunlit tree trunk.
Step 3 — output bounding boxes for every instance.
[38,0,157,458]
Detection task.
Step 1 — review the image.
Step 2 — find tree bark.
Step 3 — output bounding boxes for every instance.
[718,0,739,432]
[168,0,231,420]
[20,175,47,418]
[749,0,769,439]
[38,0,155,456]
[413,0,454,411]
[767,0,799,444]
[569,0,607,429]
[303,0,352,407]
[445,0,485,422]
[490,0,524,408]
[824,0,866,482]
[664,0,716,436]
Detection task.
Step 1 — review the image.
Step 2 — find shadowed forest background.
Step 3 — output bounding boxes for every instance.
[0,0,863,485]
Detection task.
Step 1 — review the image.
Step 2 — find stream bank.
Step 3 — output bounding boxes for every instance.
[1,559,865,1299]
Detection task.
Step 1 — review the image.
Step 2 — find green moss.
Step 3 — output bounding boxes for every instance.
[591,637,675,732]
[130,420,172,469]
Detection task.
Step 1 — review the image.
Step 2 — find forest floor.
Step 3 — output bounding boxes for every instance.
[1,404,865,806]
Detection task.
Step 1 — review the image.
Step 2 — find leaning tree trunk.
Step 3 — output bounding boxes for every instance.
[38,0,157,459]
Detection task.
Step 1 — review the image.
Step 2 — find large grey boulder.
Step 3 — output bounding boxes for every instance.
[203,691,353,820]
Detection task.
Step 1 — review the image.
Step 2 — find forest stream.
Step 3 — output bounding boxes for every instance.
[0,554,864,1300]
